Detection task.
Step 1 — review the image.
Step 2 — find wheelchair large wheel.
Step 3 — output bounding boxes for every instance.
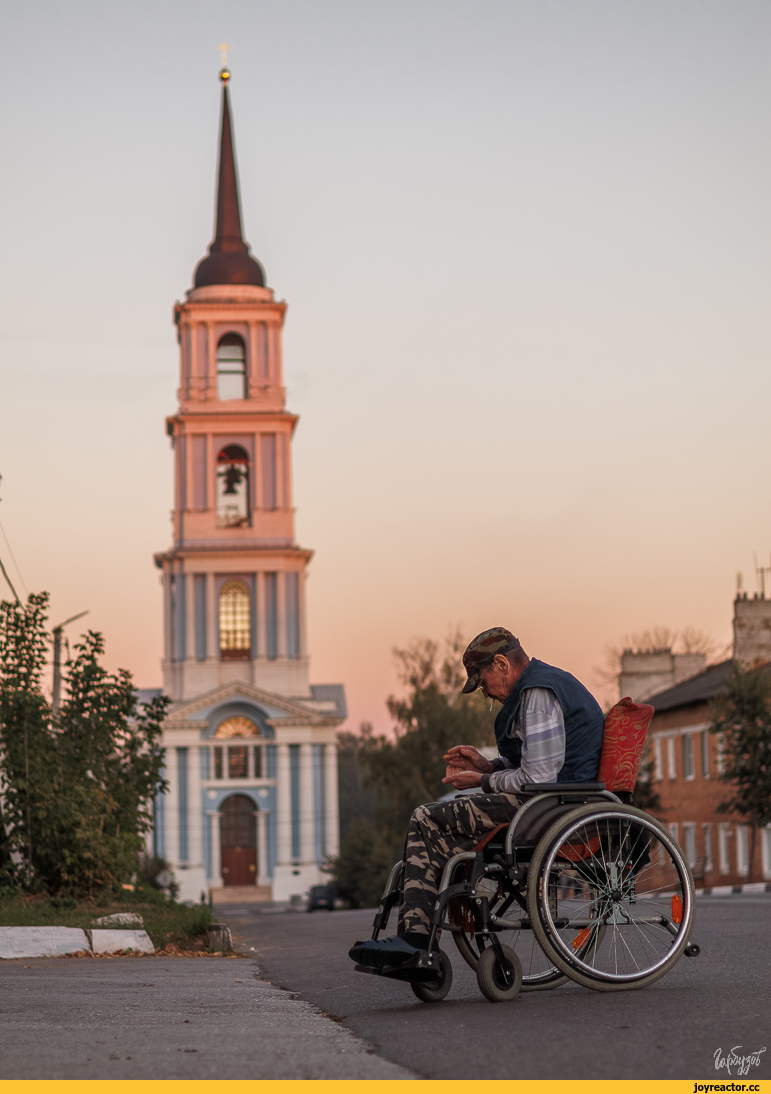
[452,895,569,991]
[409,949,453,1003]
[527,804,695,992]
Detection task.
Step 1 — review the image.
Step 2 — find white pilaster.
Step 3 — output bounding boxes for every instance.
[299,743,315,864]
[206,571,218,661]
[324,744,340,859]
[165,747,179,868]
[277,570,287,658]
[208,811,223,888]
[185,568,196,668]
[256,810,268,886]
[276,743,292,865]
[188,746,202,869]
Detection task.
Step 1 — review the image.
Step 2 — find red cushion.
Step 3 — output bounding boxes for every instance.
[597,696,654,792]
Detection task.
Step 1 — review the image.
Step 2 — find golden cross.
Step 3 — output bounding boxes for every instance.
[218,42,229,68]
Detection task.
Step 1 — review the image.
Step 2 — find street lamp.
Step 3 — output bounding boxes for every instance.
[52,610,89,711]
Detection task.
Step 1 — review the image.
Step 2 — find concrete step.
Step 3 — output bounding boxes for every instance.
[211,885,272,905]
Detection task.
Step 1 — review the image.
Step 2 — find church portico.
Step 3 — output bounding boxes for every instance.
[150,63,346,903]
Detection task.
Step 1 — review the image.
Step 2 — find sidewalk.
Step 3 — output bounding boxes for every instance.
[695,881,771,896]
[0,956,414,1080]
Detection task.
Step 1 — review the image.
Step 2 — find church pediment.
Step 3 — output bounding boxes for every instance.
[165,679,340,727]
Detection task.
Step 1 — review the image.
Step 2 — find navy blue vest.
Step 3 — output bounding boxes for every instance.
[493,658,604,782]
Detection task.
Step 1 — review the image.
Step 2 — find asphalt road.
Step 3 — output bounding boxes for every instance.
[222,895,771,1081]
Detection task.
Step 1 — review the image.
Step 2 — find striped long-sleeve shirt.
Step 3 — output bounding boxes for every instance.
[480,687,565,795]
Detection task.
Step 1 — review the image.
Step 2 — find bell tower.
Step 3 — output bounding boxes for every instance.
[155,67,312,703]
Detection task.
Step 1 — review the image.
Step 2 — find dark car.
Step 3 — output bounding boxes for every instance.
[307,884,335,911]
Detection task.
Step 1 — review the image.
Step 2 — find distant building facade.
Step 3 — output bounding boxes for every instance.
[147,69,346,903]
[636,594,771,887]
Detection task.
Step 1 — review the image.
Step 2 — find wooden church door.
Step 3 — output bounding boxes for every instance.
[221,794,257,886]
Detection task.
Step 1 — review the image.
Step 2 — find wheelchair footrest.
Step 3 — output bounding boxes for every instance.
[353,949,442,982]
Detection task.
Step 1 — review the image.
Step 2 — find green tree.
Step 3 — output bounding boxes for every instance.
[709,662,771,882]
[329,631,493,906]
[0,593,168,898]
[633,747,661,813]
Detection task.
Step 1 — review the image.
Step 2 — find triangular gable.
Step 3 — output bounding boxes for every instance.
[165,680,339,726]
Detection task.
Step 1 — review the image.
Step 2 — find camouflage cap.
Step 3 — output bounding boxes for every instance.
[461,627,520,693]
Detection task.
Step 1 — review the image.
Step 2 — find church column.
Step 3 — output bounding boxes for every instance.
[165,748,179,867]
[188,746,202,869]
[185,567,196,668]
[299,743,315,863]
[276,744,292,865]
[163,568,173,663]
[207,811,223,888]
[324,744,340,859]
[299,570,308,658]
[206,572,218,661]
[277,569,287,657]
[256,809,268,886]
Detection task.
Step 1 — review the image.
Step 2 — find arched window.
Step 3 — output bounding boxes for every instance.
[219,580,251,661]
[217,333,246,400]
[216,444,250,528]
[215,716,259,739]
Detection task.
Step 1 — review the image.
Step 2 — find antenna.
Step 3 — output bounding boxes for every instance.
[737,571,743,595]
[753,552,771,599]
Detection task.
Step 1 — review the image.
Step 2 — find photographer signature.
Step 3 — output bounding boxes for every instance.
[714,1045,766,1077]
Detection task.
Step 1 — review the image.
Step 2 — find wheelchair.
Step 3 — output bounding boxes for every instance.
[354,781,699,1003]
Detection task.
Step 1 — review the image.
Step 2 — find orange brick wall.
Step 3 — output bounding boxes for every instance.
[646,702,769,886]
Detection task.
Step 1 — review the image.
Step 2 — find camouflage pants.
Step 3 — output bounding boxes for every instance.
[397,793,520,936]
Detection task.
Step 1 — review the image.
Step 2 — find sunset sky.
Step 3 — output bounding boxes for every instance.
[1,1,769,730]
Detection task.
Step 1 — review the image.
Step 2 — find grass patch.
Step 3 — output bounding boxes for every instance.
[0,888,213,951]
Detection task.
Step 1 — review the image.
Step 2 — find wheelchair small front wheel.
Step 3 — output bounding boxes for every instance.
[409,949,453,1003]
[476,945,523,1003]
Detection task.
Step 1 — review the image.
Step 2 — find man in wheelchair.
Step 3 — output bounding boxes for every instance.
[349,626,605,969]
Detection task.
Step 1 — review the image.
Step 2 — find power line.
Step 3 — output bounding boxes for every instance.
[0,517,27,598]
[0,551,20,604]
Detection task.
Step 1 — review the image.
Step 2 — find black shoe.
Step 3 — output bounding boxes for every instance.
[349,934,427,969]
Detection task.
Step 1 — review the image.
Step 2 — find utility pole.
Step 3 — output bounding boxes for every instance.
[52,610,89,711]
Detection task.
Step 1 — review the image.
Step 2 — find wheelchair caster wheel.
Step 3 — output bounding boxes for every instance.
[684,943,700,957]
[476,945,523,1002]
[409,949,453,1003]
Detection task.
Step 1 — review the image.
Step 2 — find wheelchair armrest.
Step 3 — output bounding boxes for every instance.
[519,781,606,795]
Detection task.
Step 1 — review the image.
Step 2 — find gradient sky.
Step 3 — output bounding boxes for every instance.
[1,1,769,729]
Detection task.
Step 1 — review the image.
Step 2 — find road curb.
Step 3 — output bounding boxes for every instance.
[695,881,771,896]
[0,927,91,959]
[88,929,155,954]
[0,926,156,958]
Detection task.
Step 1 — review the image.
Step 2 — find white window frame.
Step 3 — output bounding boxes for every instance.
[716,732,726,775]
[683,823,697,868]
[700,731,710,779]
[702,824,712,872]
[762,825,771,881]
[718,824,731,874]
[682,735,694,781]
[667,737,677,781]
[653,737,663,781]
[736,825,749,876]
[668,822,679,846]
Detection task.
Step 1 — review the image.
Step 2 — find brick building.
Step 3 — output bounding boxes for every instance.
[639,595,771,887]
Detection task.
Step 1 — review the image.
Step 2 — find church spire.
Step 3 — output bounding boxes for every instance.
[193,68,265,289]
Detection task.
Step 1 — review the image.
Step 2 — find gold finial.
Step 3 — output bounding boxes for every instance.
[218,41,230,82]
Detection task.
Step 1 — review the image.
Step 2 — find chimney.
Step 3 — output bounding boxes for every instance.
[619,648,706,702]
[733,593,771,666]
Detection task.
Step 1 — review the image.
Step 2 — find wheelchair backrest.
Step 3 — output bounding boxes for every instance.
[597,696,654,792]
